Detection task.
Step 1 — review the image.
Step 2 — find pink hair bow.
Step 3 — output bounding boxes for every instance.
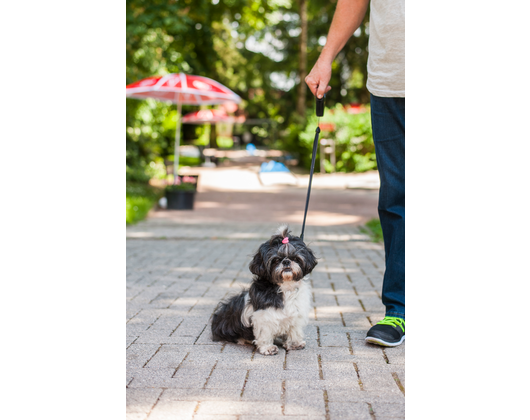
[282,237,289,244]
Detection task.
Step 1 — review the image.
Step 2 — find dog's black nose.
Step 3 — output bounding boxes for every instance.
[282,259,291,266]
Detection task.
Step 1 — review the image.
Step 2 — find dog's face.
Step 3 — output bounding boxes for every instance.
[249,226,318,285]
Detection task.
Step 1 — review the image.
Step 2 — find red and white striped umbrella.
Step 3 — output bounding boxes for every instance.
[126,73,241,105]
[126,73,242,181]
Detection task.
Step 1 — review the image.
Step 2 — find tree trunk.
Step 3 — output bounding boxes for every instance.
[296,0,308,119]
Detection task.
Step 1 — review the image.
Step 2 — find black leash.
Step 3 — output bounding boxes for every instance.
[300,95,325,242]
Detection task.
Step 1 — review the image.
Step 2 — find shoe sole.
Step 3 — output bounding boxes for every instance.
[365,335,405,347]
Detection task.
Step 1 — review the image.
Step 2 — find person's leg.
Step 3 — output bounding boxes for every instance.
[365,94,405,346]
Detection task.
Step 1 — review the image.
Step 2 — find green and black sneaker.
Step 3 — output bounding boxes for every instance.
[365,316,405,347]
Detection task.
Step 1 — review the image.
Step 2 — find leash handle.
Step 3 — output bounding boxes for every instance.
[316,96,325,117]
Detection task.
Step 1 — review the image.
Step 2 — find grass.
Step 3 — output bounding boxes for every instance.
[126,182,163,225]
[361,218,384,242]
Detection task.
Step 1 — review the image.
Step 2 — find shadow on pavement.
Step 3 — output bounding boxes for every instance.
[149,188,379,227]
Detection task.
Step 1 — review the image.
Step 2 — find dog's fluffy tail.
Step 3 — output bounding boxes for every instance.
[211,292,255,343]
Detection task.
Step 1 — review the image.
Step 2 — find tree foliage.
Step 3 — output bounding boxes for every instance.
[300,105,375,173]
[126,0,371,178]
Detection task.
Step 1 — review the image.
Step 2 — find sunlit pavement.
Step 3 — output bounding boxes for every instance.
[127,167,404,419]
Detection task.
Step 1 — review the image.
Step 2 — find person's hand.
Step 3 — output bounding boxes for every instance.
[305,59,333,99]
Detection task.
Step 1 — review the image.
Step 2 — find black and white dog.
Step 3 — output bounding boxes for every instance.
[211,226,318,355]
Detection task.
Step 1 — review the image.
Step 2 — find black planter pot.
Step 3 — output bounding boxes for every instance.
[166,190,196,210]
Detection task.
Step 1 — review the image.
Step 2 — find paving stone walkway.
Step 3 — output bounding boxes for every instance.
[127,218,405,420]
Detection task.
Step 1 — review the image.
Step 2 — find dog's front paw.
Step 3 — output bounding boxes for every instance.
[284,341,306,351]
[258,344,279,356]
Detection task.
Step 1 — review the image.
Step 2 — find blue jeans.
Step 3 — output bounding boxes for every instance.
[370,94,405,320]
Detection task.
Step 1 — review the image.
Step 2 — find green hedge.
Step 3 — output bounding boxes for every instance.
[126,195,156,225]
[126,182,163,225]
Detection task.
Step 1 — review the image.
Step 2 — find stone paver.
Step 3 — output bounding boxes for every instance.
[127,174,404,419]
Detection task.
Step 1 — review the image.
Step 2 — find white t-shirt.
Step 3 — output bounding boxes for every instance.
[366,0,405,97]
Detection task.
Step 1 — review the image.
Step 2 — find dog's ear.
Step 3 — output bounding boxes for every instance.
[249,243,269,278]
[301,246,318,275]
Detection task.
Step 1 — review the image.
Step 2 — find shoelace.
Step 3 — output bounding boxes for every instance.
[377,316,405,333]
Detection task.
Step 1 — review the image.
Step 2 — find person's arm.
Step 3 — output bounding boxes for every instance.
[305,0,369,98]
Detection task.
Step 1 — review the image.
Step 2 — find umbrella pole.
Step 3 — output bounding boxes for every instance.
[173,100,182,183]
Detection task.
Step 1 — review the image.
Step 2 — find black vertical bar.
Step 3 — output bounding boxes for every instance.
[300,126,320,241]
